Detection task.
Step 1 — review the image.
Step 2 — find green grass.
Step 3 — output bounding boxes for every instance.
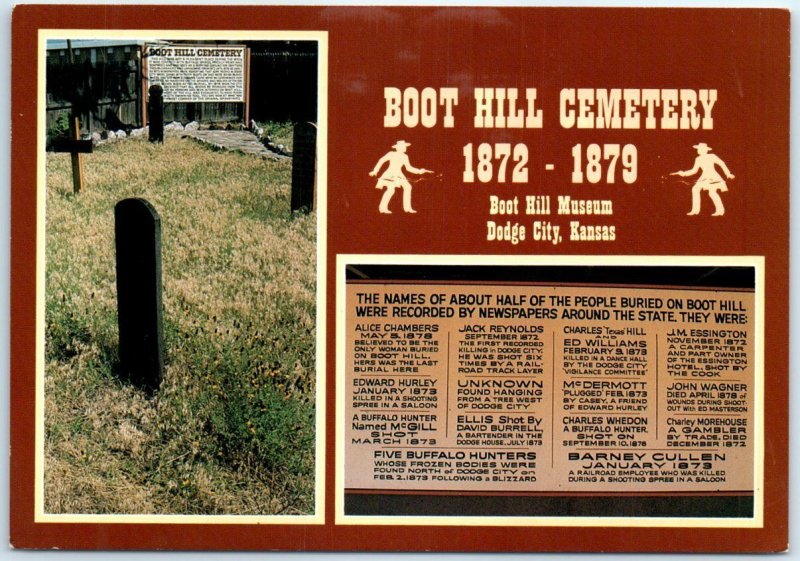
[44,132,316,515]
[258,120,294,151]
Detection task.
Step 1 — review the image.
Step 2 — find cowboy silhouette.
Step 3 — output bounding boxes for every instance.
[672,143,735,216]
[369,140,432,214]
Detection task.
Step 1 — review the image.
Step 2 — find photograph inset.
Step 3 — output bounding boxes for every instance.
[43,36,322,516]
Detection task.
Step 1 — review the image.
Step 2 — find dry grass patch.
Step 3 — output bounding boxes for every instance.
[44,131,316,515]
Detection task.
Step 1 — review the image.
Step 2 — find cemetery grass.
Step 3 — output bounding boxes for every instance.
[44,132,316,515]
[258,120,294,151]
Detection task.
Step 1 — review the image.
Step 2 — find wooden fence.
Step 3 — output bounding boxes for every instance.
[46,41,318,140]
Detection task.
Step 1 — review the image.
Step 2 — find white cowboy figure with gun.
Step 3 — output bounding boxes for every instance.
[671,143,735,217]
[370,140,432,214]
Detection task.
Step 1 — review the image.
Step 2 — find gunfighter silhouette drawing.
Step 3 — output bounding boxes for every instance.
[369,140,432,214]
[672,143,735,216]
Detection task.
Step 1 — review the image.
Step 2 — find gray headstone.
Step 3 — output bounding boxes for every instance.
[115,198,164,392]
[291,122,317,213]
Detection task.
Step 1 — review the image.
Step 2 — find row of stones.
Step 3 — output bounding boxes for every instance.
[86,121,203,145]
[85,121,291,161]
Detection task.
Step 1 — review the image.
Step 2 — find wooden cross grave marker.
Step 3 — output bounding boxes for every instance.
[53,40,93,194]
[52,115,92,194]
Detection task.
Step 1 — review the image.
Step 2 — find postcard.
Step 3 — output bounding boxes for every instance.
[10,5,789,552]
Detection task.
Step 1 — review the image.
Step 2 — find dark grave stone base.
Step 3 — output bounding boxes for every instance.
[148,85,164,143]
[291,121,317,212]
[115,198,164,391]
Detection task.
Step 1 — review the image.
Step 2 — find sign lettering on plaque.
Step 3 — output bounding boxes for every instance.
[340,263,761,519]
[145,44,246,103]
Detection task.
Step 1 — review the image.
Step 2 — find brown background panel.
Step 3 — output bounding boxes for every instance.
[328,8,789,258]
[11,5,789,552]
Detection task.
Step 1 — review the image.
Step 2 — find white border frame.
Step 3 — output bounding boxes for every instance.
[35,28,328,525]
